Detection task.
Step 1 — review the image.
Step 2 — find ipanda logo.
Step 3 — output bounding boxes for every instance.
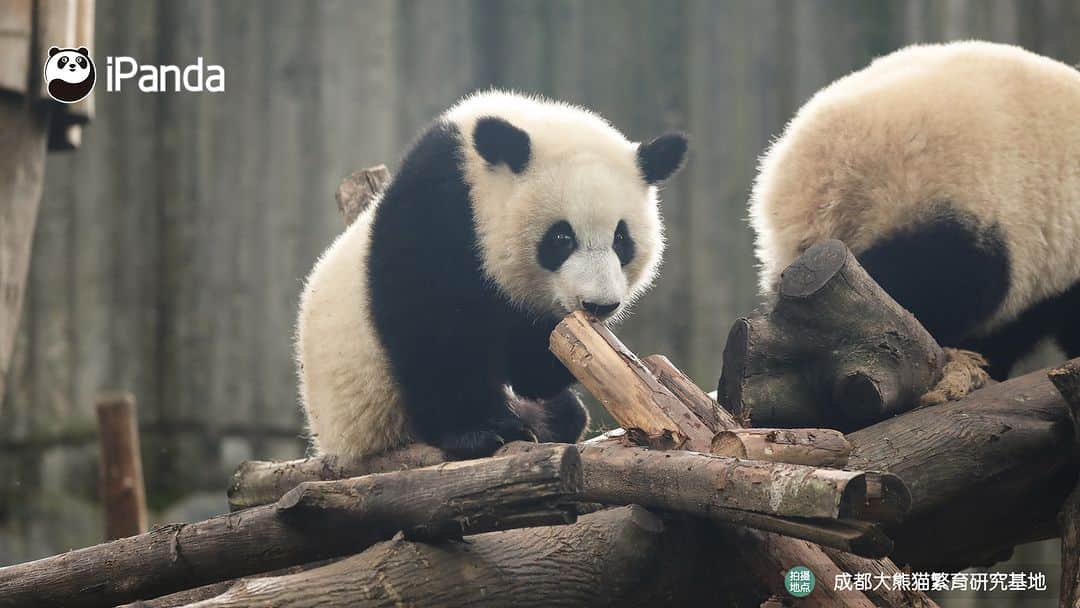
[44,47,224,100]
[44,46,95,103]
[106,56,225,93]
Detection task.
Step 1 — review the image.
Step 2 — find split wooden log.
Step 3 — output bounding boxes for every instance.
[1049,358,1080,608]
[335,165,390,226]
[96,392,149,540]
[712,428,851,468]
[179,506,759,608]
[228,442,448,511]
[0,446,580,608]
[549,311,715,451]
[848,363,1079,570]
[718,239,945,431]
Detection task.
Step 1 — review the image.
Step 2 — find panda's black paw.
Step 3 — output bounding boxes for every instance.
[438,418,538,459]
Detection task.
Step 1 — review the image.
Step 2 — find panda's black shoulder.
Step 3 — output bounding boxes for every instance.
[367,118,500,351]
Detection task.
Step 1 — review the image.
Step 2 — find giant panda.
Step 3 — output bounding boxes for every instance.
[749,41,1080,381]
[297,91,687,459]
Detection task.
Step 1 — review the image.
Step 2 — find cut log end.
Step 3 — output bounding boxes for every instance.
[335,165,391,227]
[778,239,850,299]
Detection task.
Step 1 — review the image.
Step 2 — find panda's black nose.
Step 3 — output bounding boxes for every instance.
[582,301,619,318]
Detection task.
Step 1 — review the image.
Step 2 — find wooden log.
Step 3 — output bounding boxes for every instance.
[228,442,448,511]
[178,506,759,608]
[718,240,946,431]
[847,365,1079,570]
[549,311,715,451]
[726,526,878,608]
[119,564,329,608]
[1050,359,1080,608]
[335,165,390,226]
[573,443,906,523]
[642,353,731,431]
[96,392,149,540]
[0,446,581,608]
[823,549,940,608]
[549,314,891,606]
[231,440,897,557]
[712,428,851,468]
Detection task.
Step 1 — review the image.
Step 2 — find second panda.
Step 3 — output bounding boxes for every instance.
[750,41,1080,381]
[297,91,687,459]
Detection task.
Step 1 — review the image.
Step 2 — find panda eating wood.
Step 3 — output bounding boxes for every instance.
[297,91,687,459]
[750,41,1080,382]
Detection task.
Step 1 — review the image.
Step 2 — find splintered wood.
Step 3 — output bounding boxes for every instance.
[549,312,715,451]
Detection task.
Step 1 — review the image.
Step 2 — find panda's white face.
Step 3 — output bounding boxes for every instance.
[447,92,685,322]
[523,158,657,321]
[45,50,92,84]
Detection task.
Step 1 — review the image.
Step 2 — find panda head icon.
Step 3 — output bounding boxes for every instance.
[44,46,95,103]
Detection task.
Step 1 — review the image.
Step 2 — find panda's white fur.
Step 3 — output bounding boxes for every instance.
[297,200,407,458]
[298,91,681,459]
[750,41,1080,334]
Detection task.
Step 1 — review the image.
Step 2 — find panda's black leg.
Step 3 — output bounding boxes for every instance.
[855,210,1011,371]
[1053,283,1080,360]
[511,388,589,444]
[539,388,589,443]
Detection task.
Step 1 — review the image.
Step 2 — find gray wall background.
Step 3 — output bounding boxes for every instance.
[2,1,1077,605]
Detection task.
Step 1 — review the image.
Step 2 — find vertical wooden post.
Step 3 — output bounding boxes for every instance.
[0,96,50,399]
[96,392,148,540]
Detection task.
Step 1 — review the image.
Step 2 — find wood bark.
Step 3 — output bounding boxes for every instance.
[228,442,449,511]
[550,311,715,451]
[549,313,888,606]
[712,428,851,468]
[179,506,758,608]
[1050,359,1080,608]
[1060,483,1080,608]
[848,366,1079,570]
[718,239,945,431]
[823,548,939,608]
[96,392,149,540]
[0,446,580,608]
[335,165,390,226]
[572,443,905,523]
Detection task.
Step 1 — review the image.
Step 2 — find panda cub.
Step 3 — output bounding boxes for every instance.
[297,91,687,459]
[750,41,1080,380]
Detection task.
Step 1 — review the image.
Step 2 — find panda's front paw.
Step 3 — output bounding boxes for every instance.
[438,431,506,459]
[438,418,538,459]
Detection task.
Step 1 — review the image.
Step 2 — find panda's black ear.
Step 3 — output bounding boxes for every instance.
[77,47,89,56]
[473,116,530,174]
[49,47,60,57]
[637,133,688,184]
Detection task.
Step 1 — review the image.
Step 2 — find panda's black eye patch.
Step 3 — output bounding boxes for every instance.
[58,57,68,68]
[538,221,577,271]
[76,56,87,68]
[613,220,635,266]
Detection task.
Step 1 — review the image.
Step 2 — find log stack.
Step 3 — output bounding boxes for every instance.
[1,165,1077,608]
